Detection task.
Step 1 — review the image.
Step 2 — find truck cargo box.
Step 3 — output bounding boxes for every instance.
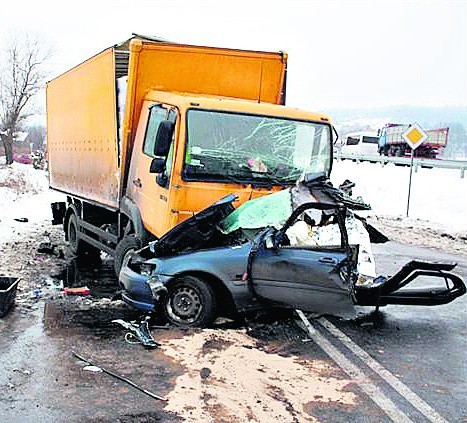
[385,124,448,147]
[47,37,288,209]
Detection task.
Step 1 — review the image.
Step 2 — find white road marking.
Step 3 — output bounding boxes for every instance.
[318,317,449,423]
[295,310,413,423]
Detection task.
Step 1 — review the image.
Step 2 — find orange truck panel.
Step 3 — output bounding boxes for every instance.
[47,38,287,212]
[47,48,120,209]
[120,40,287,197]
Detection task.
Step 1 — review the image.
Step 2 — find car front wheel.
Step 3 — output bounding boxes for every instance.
[164,276,216,327]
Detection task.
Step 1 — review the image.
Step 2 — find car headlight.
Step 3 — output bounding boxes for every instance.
[140,263,156,277]
[128,256,157,276]
[147,275,167,300]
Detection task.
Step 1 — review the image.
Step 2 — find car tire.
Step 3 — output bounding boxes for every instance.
[114,234,142,276]
[164,276,216,328]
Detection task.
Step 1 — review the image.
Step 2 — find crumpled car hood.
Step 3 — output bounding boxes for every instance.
[150,194,236,257]
[148,175,381,258]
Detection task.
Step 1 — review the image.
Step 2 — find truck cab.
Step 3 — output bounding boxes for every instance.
[126,91,333,238]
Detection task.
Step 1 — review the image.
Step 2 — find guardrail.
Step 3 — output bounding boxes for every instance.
[334,153,467,178]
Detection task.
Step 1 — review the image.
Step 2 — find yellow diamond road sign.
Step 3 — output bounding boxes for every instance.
[402,123,428,150]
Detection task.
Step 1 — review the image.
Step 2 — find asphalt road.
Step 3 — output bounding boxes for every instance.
[0,240,465,422]
[319,241,467,422]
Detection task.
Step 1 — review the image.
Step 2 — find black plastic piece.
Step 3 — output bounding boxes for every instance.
[0,277,20,317]
[154,120,174,157]
[355,260,465,307]
[51,202,66,225]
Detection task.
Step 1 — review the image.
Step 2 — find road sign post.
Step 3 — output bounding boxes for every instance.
[402,123,428,217]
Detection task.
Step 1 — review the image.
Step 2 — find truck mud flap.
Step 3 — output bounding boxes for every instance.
[355,260,466,307]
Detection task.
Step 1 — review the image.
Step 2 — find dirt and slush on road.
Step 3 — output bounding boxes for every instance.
[0,217,394,422]
[1,160,466,422]
[0,209,465,422]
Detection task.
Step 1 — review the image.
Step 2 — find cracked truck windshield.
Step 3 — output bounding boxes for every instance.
[184,110,332,184]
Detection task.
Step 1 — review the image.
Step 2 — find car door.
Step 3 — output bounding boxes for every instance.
[250,203,357,317]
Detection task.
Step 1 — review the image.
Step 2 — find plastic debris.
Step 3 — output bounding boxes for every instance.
[64,286,91,296]
[112,316,160,349]
[83,365,103,373]
[37,242,56,255]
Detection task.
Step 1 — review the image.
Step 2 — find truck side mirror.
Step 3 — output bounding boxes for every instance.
[154,120,174,157]
[150,157,166,174]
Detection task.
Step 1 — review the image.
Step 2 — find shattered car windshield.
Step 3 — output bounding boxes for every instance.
[184,110,332,184]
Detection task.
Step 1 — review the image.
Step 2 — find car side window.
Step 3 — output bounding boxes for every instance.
[143,105,167,157]
[282,212,345,249]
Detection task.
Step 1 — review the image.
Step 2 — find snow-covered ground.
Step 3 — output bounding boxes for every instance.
[0,159,465,250]
[331,160,467,234]
[0,162,64,242]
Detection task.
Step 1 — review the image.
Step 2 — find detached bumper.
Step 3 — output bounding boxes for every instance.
[355,260,466,307]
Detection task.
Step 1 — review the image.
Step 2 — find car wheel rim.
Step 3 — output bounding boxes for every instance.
[167,285,203,324]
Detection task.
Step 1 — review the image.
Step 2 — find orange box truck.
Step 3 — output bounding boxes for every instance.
[47,36,334,273]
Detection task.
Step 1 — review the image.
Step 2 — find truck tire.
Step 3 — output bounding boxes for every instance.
[115,234,142,276]
[67,213,101,258]
[164,275,217,328]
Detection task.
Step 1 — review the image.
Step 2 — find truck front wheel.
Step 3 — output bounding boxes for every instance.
[114,234,142,276]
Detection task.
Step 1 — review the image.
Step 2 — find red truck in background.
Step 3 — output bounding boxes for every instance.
[378,123,449,159]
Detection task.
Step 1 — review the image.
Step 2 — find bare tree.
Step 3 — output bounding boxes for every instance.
[26,125,47,150]
[0,35,51,165]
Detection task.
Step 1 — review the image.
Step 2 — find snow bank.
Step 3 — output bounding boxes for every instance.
[331,160,467,233]
[0,163,64,242]
[0,162,48,205]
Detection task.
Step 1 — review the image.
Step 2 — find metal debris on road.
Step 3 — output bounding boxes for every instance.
[37,242,56,255]
[0,277,20,317]
[72,351,167,402]
[112,316,160,349]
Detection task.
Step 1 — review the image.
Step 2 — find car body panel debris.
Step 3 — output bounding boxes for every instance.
[112,317,160,348]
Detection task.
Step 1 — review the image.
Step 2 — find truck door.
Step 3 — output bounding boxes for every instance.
[127,103,177,237]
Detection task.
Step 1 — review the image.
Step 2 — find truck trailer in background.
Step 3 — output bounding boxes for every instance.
[378,123,449,158]
[47,36,335,274]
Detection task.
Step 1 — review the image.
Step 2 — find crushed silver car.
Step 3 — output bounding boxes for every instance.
[119,178,466,327]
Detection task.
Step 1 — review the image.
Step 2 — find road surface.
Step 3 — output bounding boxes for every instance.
[0,240,465,422]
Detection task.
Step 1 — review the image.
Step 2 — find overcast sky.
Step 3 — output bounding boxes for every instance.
[1,0,466,113]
